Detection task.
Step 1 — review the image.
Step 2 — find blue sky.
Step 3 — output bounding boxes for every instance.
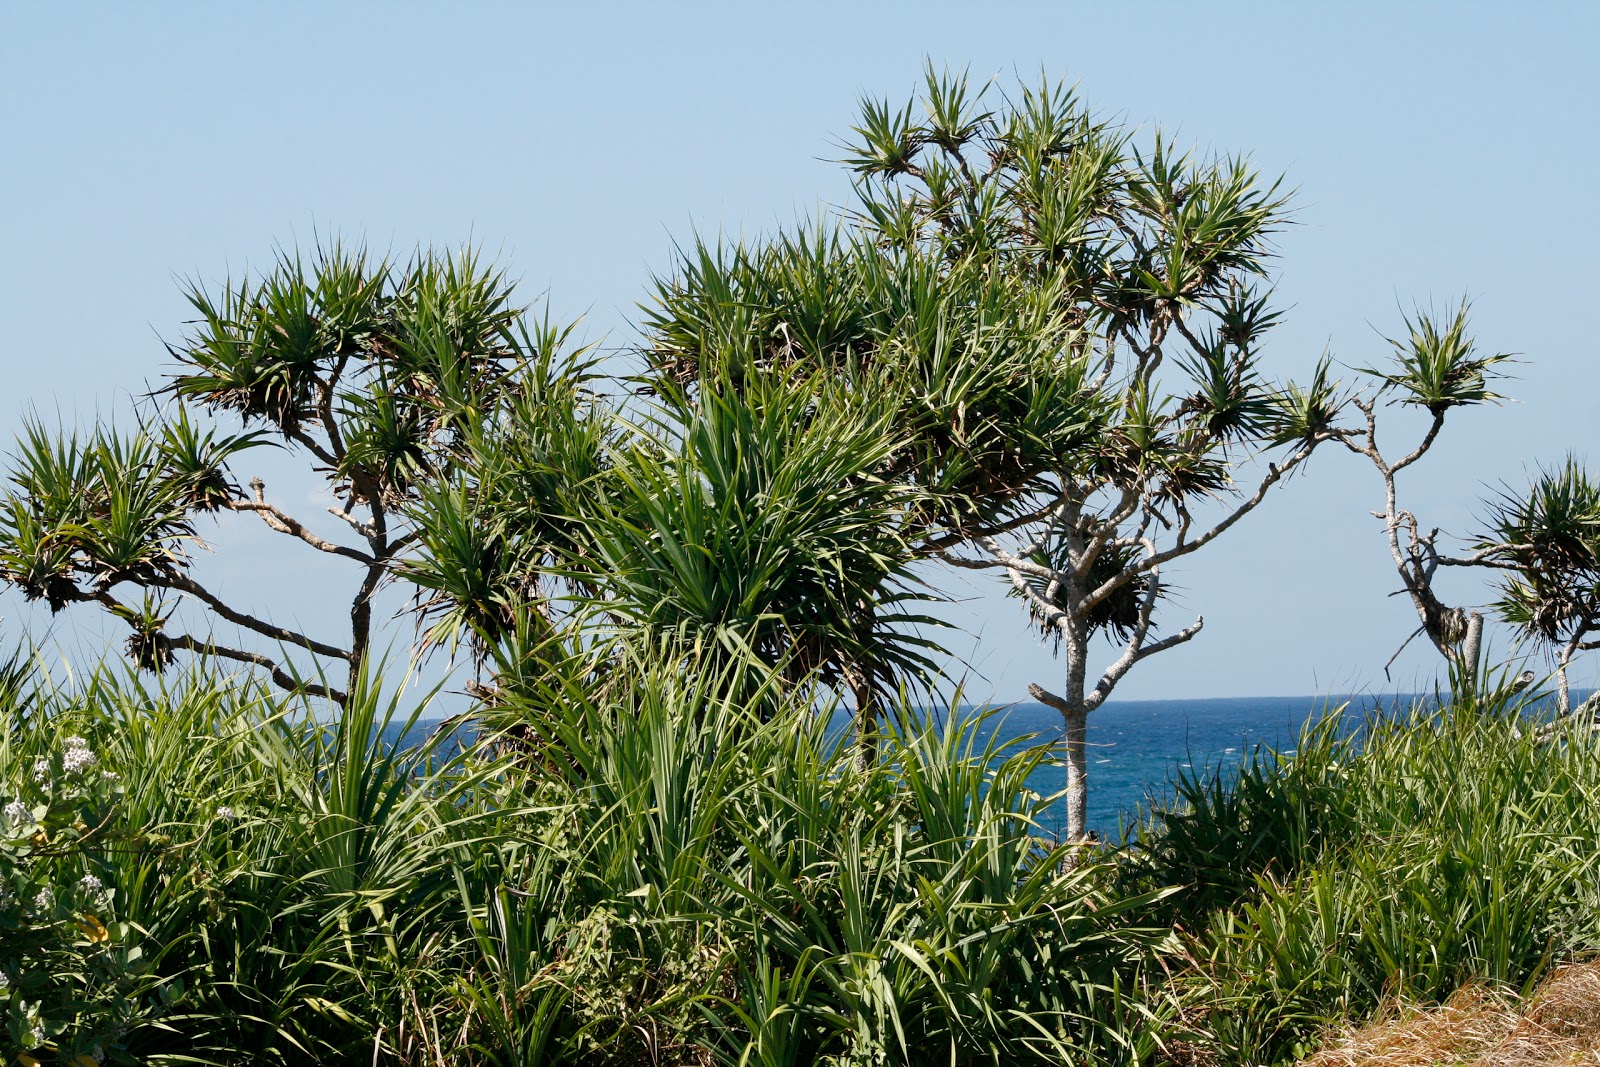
[2,2,1596,702]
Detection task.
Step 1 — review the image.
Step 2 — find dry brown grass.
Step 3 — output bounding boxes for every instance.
[1298,962,1600,1067]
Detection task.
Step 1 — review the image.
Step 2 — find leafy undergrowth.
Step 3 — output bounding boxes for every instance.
[6,650,1600,1065]
[1126,681,1600,1065]
[0,652,1171,1065]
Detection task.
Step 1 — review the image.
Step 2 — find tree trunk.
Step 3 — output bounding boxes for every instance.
[1062,706,1089,842]
[850,673,879,771]
[1459,610,1484,701]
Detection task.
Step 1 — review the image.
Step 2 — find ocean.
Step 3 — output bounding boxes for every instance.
[979,695,1360,840]
[388,693,1386,841]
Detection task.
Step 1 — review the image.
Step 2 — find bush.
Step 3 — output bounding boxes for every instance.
[0,653,1174,1064]
[1133,692,1600,1065]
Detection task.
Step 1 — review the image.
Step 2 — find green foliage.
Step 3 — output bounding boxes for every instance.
[1480,457,1600,648]
[0,416,258,617]
[0,650,1176,1065]
[399,315,608,654]
[0,240,601,700]
[1361,301,1512,416]
[580,374,940,700]
[1127,684,1600,1065]
[0,654,151,1064]
[640,227,1109,531]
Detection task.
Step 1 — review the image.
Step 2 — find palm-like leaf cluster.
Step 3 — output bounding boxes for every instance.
[0,242,610,699]
[173,242,526,502]
[589,376,940,701]
[643,67,1340,544]
[1363,302,1512,416]
[0,416,257,622]
[1480,457,1600,648]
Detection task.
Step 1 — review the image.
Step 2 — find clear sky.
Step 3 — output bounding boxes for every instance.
[2,2,1596,703]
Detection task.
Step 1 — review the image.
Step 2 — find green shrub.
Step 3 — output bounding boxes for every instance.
[1134,692,1600,1065]
[0,651,1177,1065]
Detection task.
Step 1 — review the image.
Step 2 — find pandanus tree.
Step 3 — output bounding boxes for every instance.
[1478,459,1600,716]
[409,362,951,740]
[641,226,1106,730]
[645,68,1345,839]
[1340,302,1515,694]
[0,243,591,705]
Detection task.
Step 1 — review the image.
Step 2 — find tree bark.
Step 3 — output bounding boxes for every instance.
[1461,609,1484,699]
[1029,680,1092,842]
[850,673,880,771]
[1061,705,1089,842]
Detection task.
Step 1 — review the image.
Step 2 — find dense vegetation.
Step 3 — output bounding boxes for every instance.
[6,66,1600,1065]
[5,652,1600,1065]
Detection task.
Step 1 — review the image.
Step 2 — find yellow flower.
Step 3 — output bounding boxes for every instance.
[77,914,110,944]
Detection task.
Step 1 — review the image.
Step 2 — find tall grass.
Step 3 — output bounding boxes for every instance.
[1,654,1169,1064]
[1129,687,1600,1064]
[10,652,1600,1065]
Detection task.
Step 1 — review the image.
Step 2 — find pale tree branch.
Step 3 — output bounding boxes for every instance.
[153,573,353,663]
[1390,411,1446,474]
[978,535,1061,582]
[1002,560,1070,632]
[1075,489,1139,581]
[232,478,375,564]
[164,634,347,704]
[1081,441,1317,613]
[326,506,376,540]
[1433,543,1528,569]
[1087,614,1204,711]
[1027,682,1072,716]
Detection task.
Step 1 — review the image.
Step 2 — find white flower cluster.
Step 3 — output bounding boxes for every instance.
[34,887,54,911]
[63,736,96,775]
[216,806,235,821]
[32,758,50,784]
[3,799,32,827]
[79,873,104,895]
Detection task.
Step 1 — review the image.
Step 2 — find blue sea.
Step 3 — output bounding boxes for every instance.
[388,693,1394,840]
[977,696,1362,839]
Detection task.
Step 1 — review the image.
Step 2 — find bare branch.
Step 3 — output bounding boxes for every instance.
[165,633,347,704]
[935,551,999,571]
[233,478,375,564]
[1082,442,1316,613]
[1087,614,1204,710]
[1390,411,1446,474]
[1433,543,1528,569]
[1075,488,1139,581]
[326,506,376,540]
[154,573,353,663]
[387,528,424,554]
[316,359,349,461]
[285,427,340,471]
[977,536,1060,582]
[1027,682,1072,716]
[1001,560,1069,631]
